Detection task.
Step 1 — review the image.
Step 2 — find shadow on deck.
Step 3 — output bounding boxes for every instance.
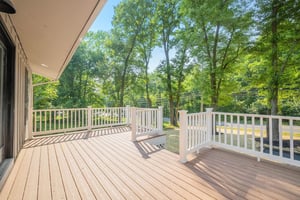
[1,127,300,199]
[24,126,131,148]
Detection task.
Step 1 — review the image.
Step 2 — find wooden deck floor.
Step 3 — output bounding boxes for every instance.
[1,126,300,200]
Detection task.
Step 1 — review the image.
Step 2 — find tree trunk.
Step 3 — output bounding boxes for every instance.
[268,0,280,141]
[145,76,152,108]
[119,75,125,107]
[145,60,152,108]
[210,71,218,110]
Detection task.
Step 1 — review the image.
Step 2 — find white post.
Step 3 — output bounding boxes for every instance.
[87,106,92,132]
[131,107,137,141]
[28,106,33,139]
[126,105,130,125]
[28,83,34,140]
[179,110,188,163]
[206,108,213,145]
[158,106,163,134]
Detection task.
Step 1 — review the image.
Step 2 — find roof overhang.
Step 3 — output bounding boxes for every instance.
[11,0,106,80]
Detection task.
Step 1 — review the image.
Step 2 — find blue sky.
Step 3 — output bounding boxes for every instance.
[89,1,120,32]
[89,0,164,72]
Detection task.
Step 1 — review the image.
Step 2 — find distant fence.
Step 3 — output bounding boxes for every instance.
[179,109,300,167]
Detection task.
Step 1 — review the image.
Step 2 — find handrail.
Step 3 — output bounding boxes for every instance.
[32,106,130,136]
[179,109,300,167]
[131,107,163,141]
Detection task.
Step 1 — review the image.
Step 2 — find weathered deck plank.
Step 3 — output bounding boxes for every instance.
[1,127,300,200]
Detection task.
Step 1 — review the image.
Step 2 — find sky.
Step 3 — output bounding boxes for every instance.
[89,1,120,32]
[89,0,164,72]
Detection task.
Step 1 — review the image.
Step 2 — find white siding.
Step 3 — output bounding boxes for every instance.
[0,14,32,159]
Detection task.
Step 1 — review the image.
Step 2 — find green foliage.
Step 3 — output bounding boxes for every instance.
[32,74,58,109]
[33,0,299,119]
[54,32,106,108]
[181,0,254,109]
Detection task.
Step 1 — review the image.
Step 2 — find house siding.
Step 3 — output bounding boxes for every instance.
[0,14,32,159]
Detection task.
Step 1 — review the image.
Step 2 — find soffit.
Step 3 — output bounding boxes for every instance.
[11,0,106,80]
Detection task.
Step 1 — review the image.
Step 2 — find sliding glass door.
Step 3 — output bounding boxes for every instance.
[0,40,6,164]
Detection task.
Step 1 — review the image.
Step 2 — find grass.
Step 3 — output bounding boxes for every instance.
[214,134,300,155]
[216,126,300,140]
[163,124,300,155]
[163,122,178,130]
[164,128,179,154]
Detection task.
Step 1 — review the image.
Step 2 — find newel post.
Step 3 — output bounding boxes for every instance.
[158,106,163,133]
[87,106,92,132]
[131,107,137,141]
[28,106,33,139]
[179,110,188,163]
[206,108,213,145]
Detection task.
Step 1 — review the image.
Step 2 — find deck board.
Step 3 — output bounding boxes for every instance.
[96,134,216,200]
[8,147,33,200]
[66,142,111,200]
[23,147,40,200]
[1,127,300,200]
[76,139,140,200]
[54,143,81,200]
[74,140,126,200]
[59,142,96,200]
[0,149,26,199]
[48,144,66,200]
[38,145,51,200]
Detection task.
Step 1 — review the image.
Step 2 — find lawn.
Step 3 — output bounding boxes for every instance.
[164,128,179,154]
[163,125,300,156]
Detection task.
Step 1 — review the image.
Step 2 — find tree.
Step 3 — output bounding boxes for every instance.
[55,32,104,108]
[32,75,58,109]
[110,0,148,106]
[182,0,253,110]
[253,0,300,139]
[155,0,181,125]
[171,20,194,122]
[135,0,158,108]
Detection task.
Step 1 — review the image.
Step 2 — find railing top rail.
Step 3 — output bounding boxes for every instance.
[92,107,127,109]
[33,107,128,112]
[213,111,300,120]
[187,112,206,117]
[33,108,88,112]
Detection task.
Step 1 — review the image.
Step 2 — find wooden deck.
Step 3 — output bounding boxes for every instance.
[1,126,300,200]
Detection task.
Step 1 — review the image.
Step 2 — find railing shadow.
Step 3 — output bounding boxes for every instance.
[184,149,256,199]
[24,126,131,149]
[133,139,164,159]
[182,148,284,199]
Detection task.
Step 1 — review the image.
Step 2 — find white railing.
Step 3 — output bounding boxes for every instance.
[212,112,300,166]
[92,107,128,128]
[32,106,130,136]
[32,108,88,135]
[179,108,213,162]
[179,109,300,167]
[131,107,163,141]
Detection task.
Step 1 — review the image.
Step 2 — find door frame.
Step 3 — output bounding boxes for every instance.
[0,21,15,162]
